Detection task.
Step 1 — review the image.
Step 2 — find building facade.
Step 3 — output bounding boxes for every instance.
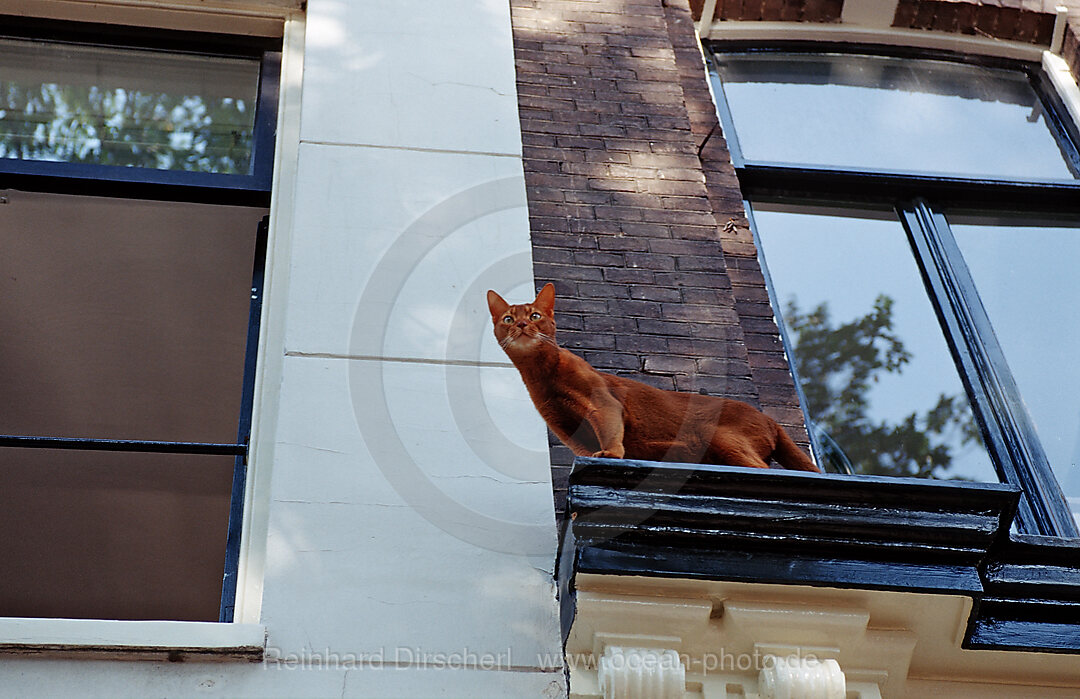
[0,0,1078,697]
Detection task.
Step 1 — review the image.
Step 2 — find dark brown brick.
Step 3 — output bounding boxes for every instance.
[697,357,754,376]
[893,0,918,27]
[559,330,616,350]
[931,3,959,33]
[608,299,663,317]
[975,4,999,37]
[585,352,641,370]
[513,0,810,517]
[643,356,697,374]
[532,247,575,264]
[576,282,630,299]
[602,267,657,284]
[630,286,682,303]
[780,0,802,22]
[1032,11,1055,45]
[615,334,671,353]
[572,250,624,266]
[534,263,604,282]
[913,1,935,30]
[637,318,692,336]
[758,0,783,21]
[597,236,651,252]
[583,316,638,333]
[675,374,757,398]
[956,2,977,35]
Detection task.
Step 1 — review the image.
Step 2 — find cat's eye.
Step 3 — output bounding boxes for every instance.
[502,315,513,324]
[530,312,542,320]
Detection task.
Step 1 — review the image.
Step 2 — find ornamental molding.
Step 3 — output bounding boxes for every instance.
[566,591,895,698]
[758,656,846,699]
[597,647,685,699]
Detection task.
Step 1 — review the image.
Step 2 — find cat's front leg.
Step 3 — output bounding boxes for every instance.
[584,401,625,459]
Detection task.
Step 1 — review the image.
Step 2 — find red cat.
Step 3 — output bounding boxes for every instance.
[487,283,820,472]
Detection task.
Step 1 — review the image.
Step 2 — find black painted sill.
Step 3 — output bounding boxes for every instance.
[560,457,1080,654]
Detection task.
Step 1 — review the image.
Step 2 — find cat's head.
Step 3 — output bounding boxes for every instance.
[486,283,557,354]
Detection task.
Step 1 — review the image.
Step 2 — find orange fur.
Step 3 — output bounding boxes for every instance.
[487,284,820,472]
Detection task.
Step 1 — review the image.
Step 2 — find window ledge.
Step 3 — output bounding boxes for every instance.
[562,457,1080,654]
[0,618,266,661]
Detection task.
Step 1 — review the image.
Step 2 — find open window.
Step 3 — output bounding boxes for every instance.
[0,17,279,622]
[708,46,1080,537]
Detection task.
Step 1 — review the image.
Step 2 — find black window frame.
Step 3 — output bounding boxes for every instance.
[0,15,280,622]
[706,41,1080,539]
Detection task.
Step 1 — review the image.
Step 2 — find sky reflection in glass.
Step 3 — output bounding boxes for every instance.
[952,219,1080,524]
[716,53,1076,181]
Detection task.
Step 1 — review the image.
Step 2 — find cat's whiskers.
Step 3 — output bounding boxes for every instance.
[536,332,558,347]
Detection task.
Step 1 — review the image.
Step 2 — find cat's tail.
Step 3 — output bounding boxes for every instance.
[771,425,822,473]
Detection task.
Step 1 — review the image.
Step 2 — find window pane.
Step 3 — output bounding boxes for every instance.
[713,53,1076,181]
[0,38,260,174]
[952,216,1080,527]
[751,204,995,481]
[0,190,264,442]
[0,449,232,621]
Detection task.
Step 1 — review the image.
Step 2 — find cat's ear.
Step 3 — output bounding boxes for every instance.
[534,283,555,316]
[487,290,510,319]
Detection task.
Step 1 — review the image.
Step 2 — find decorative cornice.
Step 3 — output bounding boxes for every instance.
[568,457,1018,594]
[563,457,1080,654]
[970,533,1080,653]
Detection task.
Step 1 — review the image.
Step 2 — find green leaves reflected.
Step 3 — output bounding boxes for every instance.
[0,82,253,174]
[788,294,981,478]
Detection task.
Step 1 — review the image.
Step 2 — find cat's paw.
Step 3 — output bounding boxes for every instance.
[591,450,624,459]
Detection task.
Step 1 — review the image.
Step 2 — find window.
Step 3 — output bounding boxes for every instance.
[708,46,1080,537]
[0,18,279,622]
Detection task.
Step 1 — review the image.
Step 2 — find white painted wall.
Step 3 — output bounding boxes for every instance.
[0,0,565,696]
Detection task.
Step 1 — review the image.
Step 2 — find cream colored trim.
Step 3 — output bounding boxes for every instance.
[1052,5,1070,55]
[4,0,290,35]
[567,575,1080,697]
[597,647,686,699]
[703,21,1047,61]
[233,13,306,626]
[1044,51,1080,141]
[696,0,718,39]
[0,618,265,660]
[841,0,899,29]
[759,656,846,699]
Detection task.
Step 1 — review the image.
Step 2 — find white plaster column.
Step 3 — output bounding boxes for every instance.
[759,655,846,699]
[597,646,686,699]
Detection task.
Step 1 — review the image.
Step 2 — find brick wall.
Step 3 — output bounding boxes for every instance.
[510,0,806,513]
[694,0,1080,80]
[891,0,1054,43]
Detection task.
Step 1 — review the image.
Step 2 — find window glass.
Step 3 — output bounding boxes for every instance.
[752,204,995,481]
[0,37,260,174]
[952,217,1080,526]
[714,52,1076,181]
[0,190,264,443]
[0,449,232,621]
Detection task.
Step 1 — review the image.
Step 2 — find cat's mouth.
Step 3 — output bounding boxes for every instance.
[500,327,555,350]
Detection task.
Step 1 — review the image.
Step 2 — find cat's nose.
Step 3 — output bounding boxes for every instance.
[516,321,528,329]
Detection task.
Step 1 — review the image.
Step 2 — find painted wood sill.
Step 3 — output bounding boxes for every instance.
[0,618,266,661]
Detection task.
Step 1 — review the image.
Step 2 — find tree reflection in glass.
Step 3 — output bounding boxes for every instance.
[0,38,259,174]
[786,295,983,478]
[753,205,995,481]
